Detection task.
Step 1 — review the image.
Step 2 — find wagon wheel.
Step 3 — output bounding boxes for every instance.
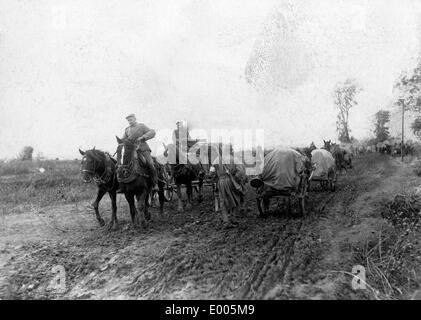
[162,168,174,202]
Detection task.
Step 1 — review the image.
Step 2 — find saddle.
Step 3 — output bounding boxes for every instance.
[116,150,150,183]
[136,150,148,169]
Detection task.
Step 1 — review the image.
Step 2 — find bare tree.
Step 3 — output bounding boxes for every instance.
[334,78,362,143]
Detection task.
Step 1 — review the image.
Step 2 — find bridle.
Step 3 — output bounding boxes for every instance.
[81,152,116,188]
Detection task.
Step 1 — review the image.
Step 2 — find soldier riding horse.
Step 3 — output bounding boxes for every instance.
[115,136,167,228]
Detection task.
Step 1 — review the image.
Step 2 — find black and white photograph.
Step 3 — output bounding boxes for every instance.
[1,0,421,303]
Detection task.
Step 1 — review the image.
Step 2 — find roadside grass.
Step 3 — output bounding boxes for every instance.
[0,159,82,176]
[352,193,421,299]
[0,159,96,210]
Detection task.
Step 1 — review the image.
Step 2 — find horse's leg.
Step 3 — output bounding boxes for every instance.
[157,180,165,216]
[239,196,244,213]
[135,191,148,229]
[125,192,140,229]
[176,184,184,213]
[92,188,106,227]
[197,176,204,203]
[107,191,118,231]
[239,190,246,213]
[185,182,193,211]
[214,183,220,213]
[143,189,151,222]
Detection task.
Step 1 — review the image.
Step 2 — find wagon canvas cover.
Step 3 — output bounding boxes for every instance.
[310,149,335,179]
[260,148,305,191]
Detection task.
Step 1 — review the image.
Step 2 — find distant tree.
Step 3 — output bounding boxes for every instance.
[394,60,421,112]
[373,110,391,143]
[334,78,362,143]
[350,136,358,143]
[411,116,421,139]
[19,146,34,161]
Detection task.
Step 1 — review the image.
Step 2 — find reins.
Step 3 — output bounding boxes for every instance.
[81,151,117,190]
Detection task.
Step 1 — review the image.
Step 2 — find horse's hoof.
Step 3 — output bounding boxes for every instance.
[141,220,148,229]
[98,219,106,227]
[107,221,119,231]
[177,206,184,213]
[197,196,204,203]
[186,203,193,211]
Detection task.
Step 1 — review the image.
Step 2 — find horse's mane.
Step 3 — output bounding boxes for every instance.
[86,149,116,163]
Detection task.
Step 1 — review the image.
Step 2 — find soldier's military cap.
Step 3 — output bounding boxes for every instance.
[126,113,136,119]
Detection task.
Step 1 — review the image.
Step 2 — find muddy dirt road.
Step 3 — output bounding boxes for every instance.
[1,153,420,299]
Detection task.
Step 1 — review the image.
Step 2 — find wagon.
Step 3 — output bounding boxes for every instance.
[249,148,311,216]
[308,149,337,192]
[148,165,174,206]
[149,172,216,206]
[309,170,336,191]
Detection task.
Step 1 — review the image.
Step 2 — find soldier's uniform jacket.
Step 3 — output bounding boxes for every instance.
[172,127,191,146]
[123,122,155,152]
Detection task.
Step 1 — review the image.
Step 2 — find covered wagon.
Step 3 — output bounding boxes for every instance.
[249,148,311,216]
[309,149,336,191]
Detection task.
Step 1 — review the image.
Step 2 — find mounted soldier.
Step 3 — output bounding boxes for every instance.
[172,120,191,148]
[171,120,195,162]
[116,113,157,193]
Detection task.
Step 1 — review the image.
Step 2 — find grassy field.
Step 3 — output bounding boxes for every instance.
[0,159,96,211]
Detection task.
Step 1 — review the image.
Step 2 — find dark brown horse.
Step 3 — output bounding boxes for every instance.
[79,148,119,230]
[115,136,165,229]
[163,142,206,213]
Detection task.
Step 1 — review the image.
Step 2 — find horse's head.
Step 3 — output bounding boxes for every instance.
[323,139,332,151]
[116,136,137,166]
[79,148,105,183]
[309,141,316,151]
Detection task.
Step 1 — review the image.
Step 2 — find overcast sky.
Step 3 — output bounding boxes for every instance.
[1,0,420,159]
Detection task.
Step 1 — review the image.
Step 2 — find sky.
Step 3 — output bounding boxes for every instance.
[0,0,420,159]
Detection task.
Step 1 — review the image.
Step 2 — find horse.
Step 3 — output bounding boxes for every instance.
[322,140,352,172]
[162,141,209,213]
[296,142,317,160]
[322,139,333,152]
[79,148,119,230]
[115,136,165,229]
